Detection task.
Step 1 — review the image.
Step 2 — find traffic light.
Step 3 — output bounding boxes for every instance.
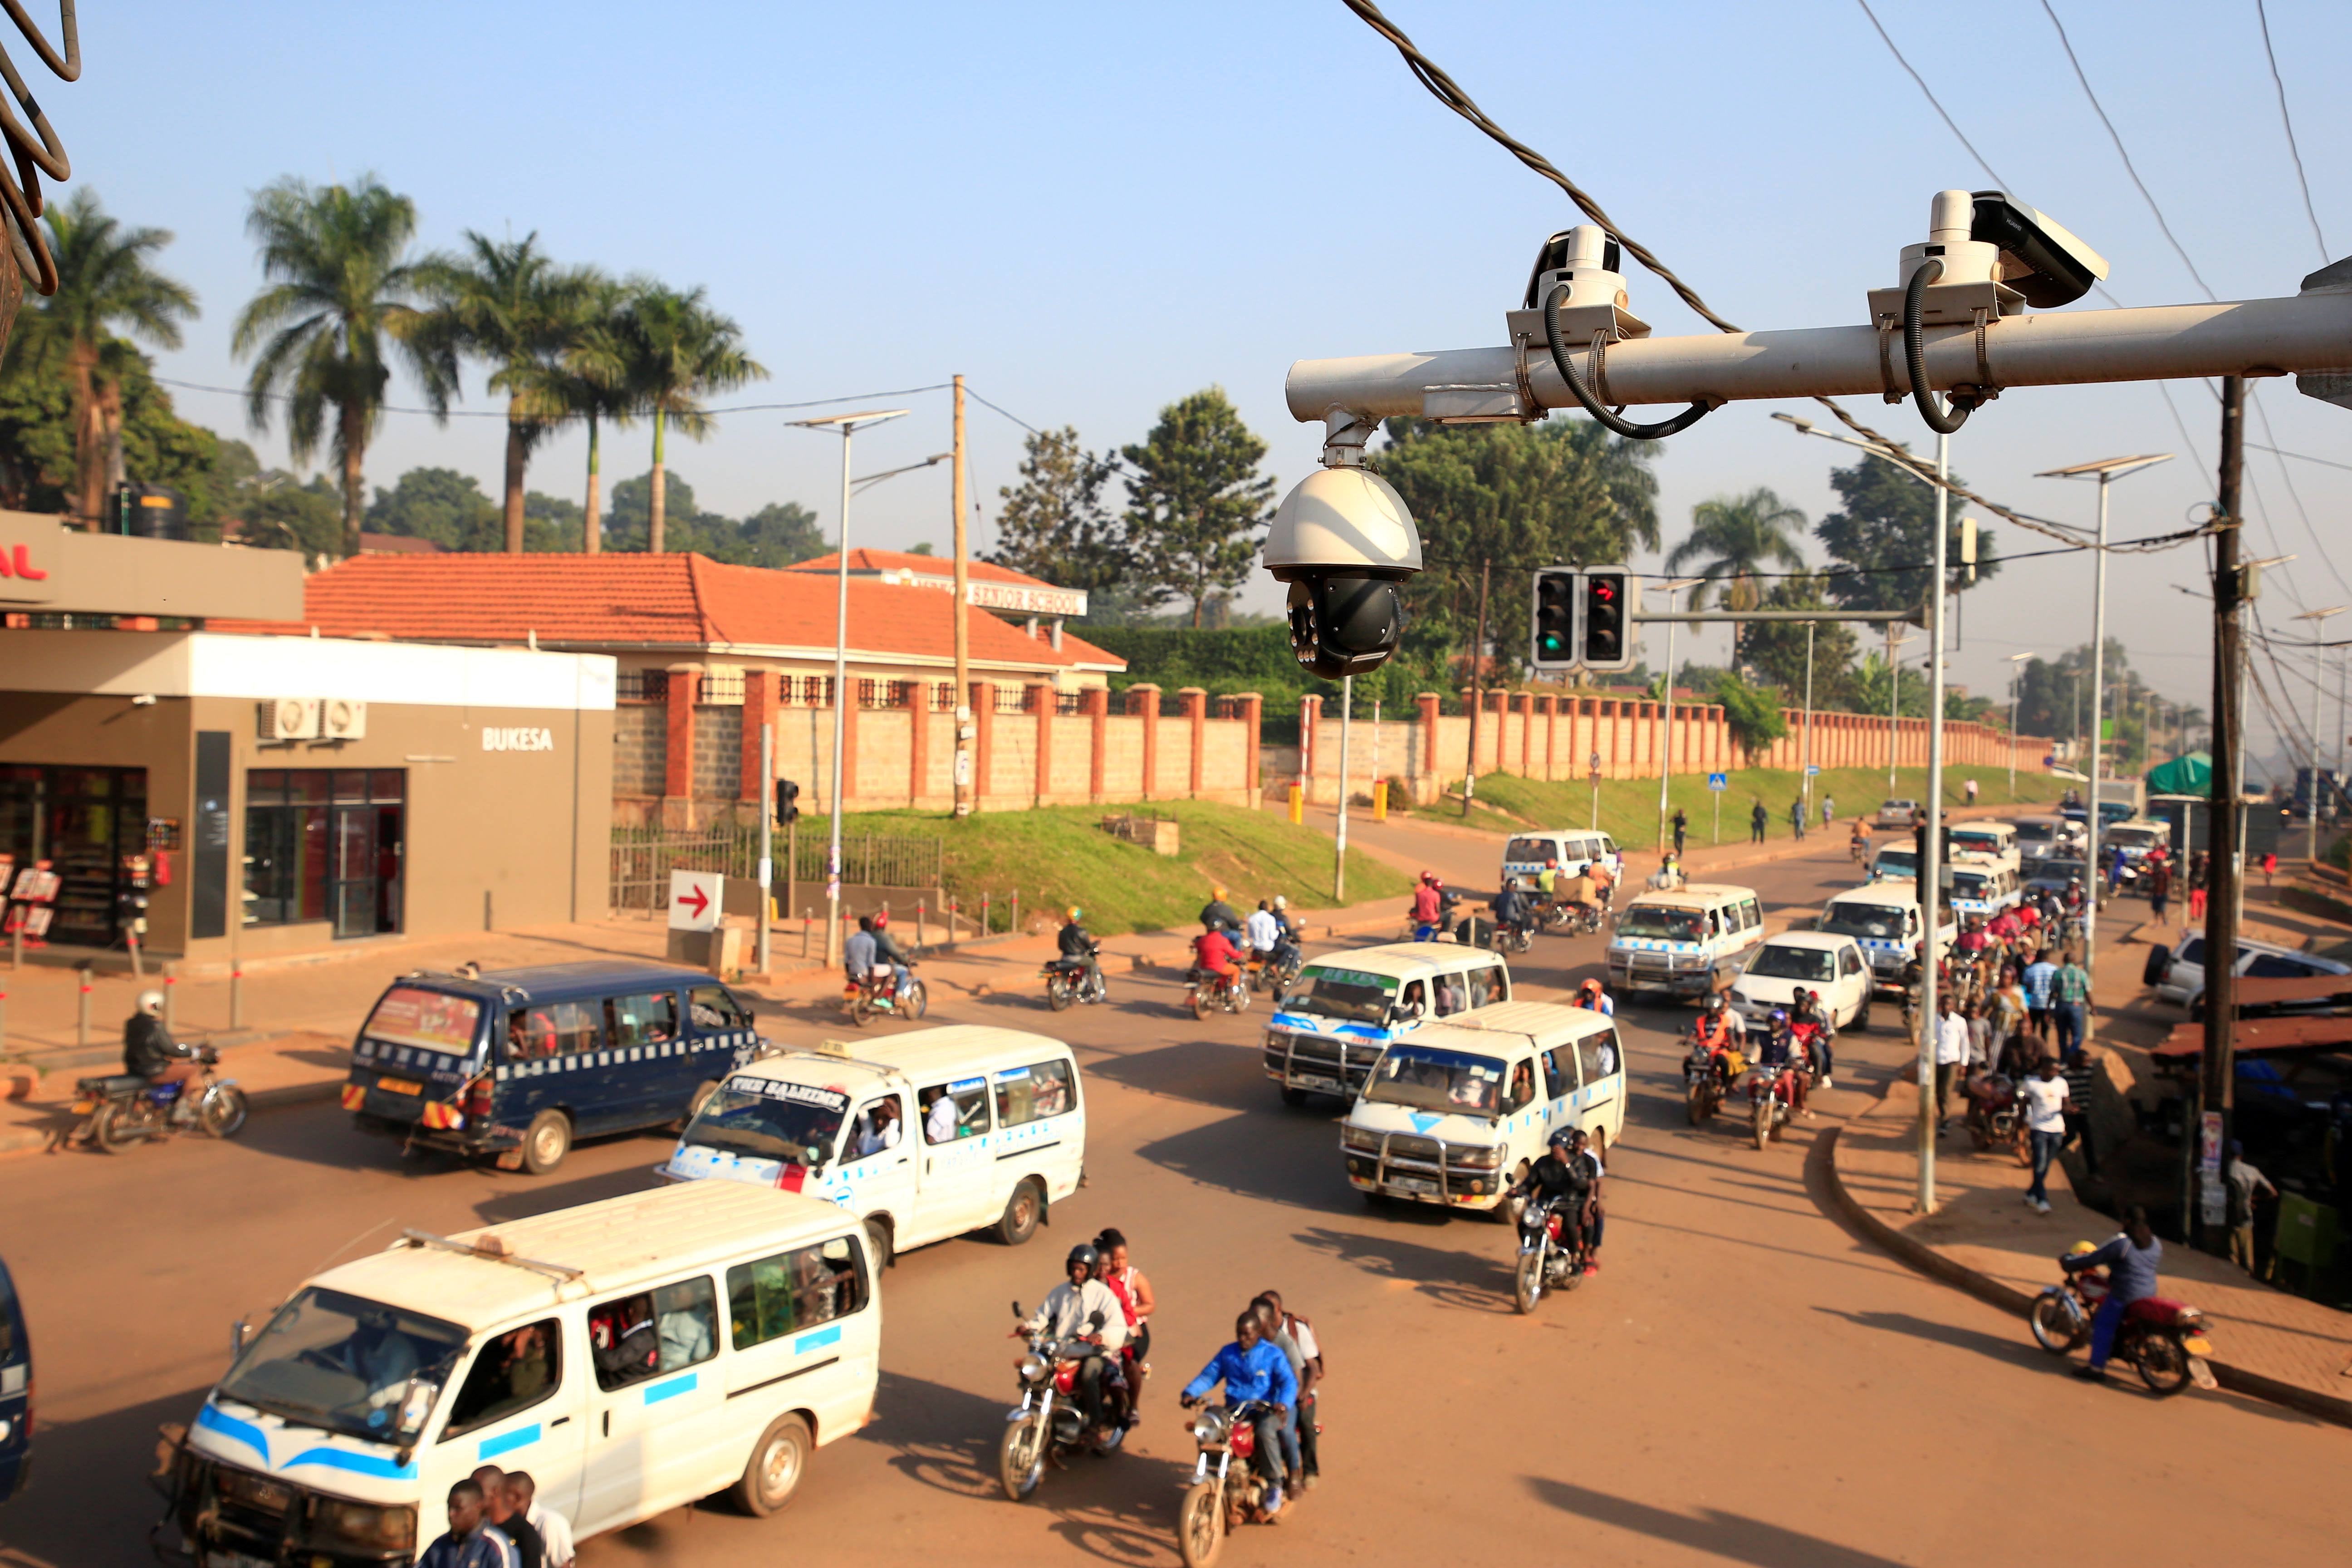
[774,778,801,825]
[1579,569,1639,672]
[1530,567,1578,669]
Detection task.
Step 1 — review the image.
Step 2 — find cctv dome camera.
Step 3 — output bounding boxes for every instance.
[1264,466,1421,679]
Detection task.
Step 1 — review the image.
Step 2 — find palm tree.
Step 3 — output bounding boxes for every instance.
[233,175,434,559]
[17,190,198,529]
[411,234,600,551]
[550,274,636,554]
[617,284,765,552]
[1665,486,1808,662]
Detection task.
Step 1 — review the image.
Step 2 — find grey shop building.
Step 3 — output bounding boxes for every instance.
[0,514,614,969]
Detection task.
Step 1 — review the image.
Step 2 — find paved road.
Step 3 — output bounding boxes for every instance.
[1,831,2339,1568]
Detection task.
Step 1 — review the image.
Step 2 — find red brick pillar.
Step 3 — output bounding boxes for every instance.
[1514,692,1534,775]
[1130,683,1161,800]
[1029,682,1056,805]
[1181,687,1208,798]
[740,669,778,803]
[1298,694,1321,801]
[663,666,701,799]
[1417,692,1441,781]
[1541,694,1559,779]
[1237,692,1263,804]
[1087,687,1111,803]
[970,681,995,807]
[906,680,930,807]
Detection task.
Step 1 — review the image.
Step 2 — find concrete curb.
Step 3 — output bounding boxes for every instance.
[1822,1089,2352,1431]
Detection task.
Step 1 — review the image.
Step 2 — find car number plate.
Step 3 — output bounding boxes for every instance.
[1390,1176,1438,1195]
[71,1098,96,1114]
[1299,1075,1341,1092]
[374,1077,423,1096]
[2182,1336,2213,1354]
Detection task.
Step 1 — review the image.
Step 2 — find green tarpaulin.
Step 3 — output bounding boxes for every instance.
[2146,751,2213,797]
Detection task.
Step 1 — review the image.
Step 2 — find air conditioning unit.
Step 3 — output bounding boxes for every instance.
[320,698,368,740]
[259,698,320,742]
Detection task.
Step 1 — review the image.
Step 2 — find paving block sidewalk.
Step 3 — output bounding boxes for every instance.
[1828,1074,2352,1426]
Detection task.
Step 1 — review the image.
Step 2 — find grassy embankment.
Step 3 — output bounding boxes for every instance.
[1455,765,2058,861]
[804,799,1411,936]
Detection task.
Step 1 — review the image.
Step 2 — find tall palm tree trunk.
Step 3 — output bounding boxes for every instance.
[68,339,103,530]
[648,407,667,553]
[502,399,528,553]
[583,412,602,554]
[339,401,367,560]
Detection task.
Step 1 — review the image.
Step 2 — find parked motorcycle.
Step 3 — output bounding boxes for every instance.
[1186,965,1251,1020]
[843,966,927,1026]
[1963,1072,2034,1166]
[2029,1255,2217,1396]
[1511,1196,1586,1315]
[1040,950,1107,1012]
[1742,1062,1797,1150]
[1000,1303,1124,1500]
[71,1047,248,1151]
[1175,1399,1281,1568]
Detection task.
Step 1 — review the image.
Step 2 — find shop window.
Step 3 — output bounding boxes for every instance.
[245,770,404,938]
[0,765,148,949]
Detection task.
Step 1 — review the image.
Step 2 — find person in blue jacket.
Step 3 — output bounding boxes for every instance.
[1179,1309,1298,1520]
[2062,1204,2163,1382]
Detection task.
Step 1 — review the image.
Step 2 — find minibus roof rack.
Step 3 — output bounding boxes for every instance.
[398,1228,585,1283]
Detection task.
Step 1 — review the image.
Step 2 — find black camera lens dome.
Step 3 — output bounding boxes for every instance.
[1287,577,1402,679]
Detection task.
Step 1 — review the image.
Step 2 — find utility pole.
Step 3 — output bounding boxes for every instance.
[1334,675,1353,902]
[951,374,973,817]
[1462,558,1490,817]
[1885,625,1903,797]
[2199,375,2247,1251]
[1915,430,1951,1215]
[1801,621,1816,825]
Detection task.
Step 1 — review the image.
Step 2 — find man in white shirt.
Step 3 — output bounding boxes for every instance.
[850,1098,902,1158]
[506,1473,573,1568]
[1932,995,1969,1133]
[921,1085,960,1143]
[1245,901,1281,958]
[1013,1245,1129,1446]
[2018,1057,2070,1214]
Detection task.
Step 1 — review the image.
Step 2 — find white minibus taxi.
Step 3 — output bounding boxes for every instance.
[1339,1001,1626,1216]
[1500,829,1622,888]
[663,1026,1084,1263]
[1262,942,1511,1106]
[179,1184,872,1562]
[1816,885,1955,997]
[1605,884,1765,998]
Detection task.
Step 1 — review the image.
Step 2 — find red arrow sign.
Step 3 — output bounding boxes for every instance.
[677,884,710,919]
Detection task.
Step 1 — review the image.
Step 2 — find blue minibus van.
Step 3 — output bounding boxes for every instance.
[343,961,770,1174]
[0,1254,29,1505]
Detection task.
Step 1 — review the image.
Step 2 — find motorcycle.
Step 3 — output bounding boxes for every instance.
[1741,1061,1798,1150]
[71,1046,248,1151]
[843,965,928,1026]
[1000,1303,1125,1500]
[1245,942,1302,998]
[1963,1071,2034,1166]
[1683,1031,1738,1125]
[1543,899,1606,937]
[1511,1196,1587,1315]
[1490,919,1534,956]
[1849,836,1872,864]
[1040,949,1107,1012]
[2029,1257,2217,1396]
[1186,965,1251,1020]
[1176,1399,1281,1568]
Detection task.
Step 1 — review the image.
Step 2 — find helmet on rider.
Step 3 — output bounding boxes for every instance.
[1065,906,1083,923]
[1065,1243,1101,1279]
[1272,896,1287,911]
[1547,1127,1577,1151]
[873,908,890,929]
[1768,1008,1790,1029]
[1210,885,1227,902]
[137,989,165,1016]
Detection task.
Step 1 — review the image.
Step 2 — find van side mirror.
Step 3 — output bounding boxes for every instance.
[1011,1300,1024,1319]
[230,1318,250,1363]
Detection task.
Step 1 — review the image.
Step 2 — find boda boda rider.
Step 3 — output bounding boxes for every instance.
[1695,993,1745,1076]
[1199,886,1243,936]
[1012,1244,1128,1449]
[1492,879,1528,935]
[1058,906,1103,996]
[1789,987,1836,1090]
[870,908,914,996]
[1180,1310,1298,1523]
[2062,1205,2164,1383]
[1755,1009,1810,1117]
[1508,1128,1597,1261]
[1408,872,1445,940]
[1571,977,1615,1018]
[123,990,203,1116]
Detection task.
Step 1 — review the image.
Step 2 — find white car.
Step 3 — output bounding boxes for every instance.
[1876,799,1920,829]
[1726,931,1874,1031]
[2146,933,2351,1010]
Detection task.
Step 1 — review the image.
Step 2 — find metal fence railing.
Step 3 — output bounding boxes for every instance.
[610,825,946,915]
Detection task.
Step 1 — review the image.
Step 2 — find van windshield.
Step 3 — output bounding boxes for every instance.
[1821,903,1907,940]
[216,1287,466,1444]
[360,987,482,1054]
[1362,1044,1507,1116]
[1874,848,1917,874]
[2015,821,2056,843]
[683,1077,851,1163]
[1281,967,1397,1025]
[1748,944,1838,982]
[1504,836,1554,863]
[1951,871,1997,900]
[1616,906,1704,942]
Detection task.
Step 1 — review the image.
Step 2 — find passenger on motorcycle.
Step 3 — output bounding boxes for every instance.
[844,916,879,985]
[1199,886,1243,937]
[124,990,203,1116]
[1179,1311,1298,1521]
[1646,853,1686,892]
[1491,880,1528,936]
[1058,907,1104,997]
[1693,995,1746,1078]
[1012,1244,1130,1448]
[1192,925,1241,989]
[1570,976,1615,1018]
[1245,900,1282,962]
[1509,1128,1597,1261]
[870,908,915,995]
[1788,987,1836,1090]
[1408,872,1444,941]
[1588,856,1618,910]
[1754,1009,1811,1117]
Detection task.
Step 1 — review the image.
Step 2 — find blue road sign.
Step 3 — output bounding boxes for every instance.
[1706,773,1728,791]
[1805,765,1822,776]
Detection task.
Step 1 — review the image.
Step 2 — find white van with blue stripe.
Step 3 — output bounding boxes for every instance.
[1606,884,1765,998]
[178,1183,875,1561]
[1816,885,1956,997]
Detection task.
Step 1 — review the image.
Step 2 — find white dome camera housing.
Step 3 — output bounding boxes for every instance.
[1264,464,1422,679]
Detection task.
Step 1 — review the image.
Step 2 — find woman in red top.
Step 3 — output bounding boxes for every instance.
[1094,1227,1155,1369]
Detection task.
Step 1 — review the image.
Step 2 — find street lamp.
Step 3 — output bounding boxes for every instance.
[1883,630,1914,796]
[791,407,911,967]
[2035,453,2172,973]
[1650,576,1704,855]
[2006,650,2035,798]
[2294,606,2346,863]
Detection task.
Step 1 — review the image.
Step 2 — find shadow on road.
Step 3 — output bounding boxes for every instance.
[1292,1222,1514,1314]
[1809,1304,2049,1369]
[0,1383,197,1568]
[1132,1113,1360,1217]
[1084,1040,1302,1116]
[1522,1476,1911,1568]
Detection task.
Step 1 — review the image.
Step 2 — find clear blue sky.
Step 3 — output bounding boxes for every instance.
[69,1,2352,772]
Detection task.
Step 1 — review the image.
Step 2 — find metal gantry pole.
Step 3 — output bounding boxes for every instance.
[1887,625,1901,797]
[1655,588,1679,854]
[1917,429,1951,1215]
[1334,675,1353,902]
[2082,473,2112,974]
[1801,621,1816,823]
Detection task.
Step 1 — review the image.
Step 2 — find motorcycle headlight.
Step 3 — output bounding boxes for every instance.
[308,1498,418,1554]
[1019,1354,1049,1382]
[1340,1126,1382,1152]
[1452,1145,1504,1169]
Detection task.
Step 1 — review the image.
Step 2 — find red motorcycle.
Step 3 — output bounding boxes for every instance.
[1176,1398,1280,1567]
[1963,1071,2033,1166]
[843,965,928,1026]
[2029,1255,2218,1396]
[1740,1059,1801,1150]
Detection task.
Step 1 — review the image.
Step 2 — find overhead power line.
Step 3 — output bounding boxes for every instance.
[153,375,956,421]
[2254,0,2331,263]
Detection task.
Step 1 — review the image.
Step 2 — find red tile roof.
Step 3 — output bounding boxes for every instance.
[787,547,1059,590]
[208,553,1124,671]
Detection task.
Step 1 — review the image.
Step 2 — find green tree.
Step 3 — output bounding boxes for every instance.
[1816,453,2000,612]
[232,175,435,559]
[1713,670,1789,762]
[549,272,636,552]
[616,283,764,553]
[1741,569,1861,706]
[1666,486,1807,663]
[990,425,1128,595]
[13,190,199,527]
[1120,387,1274,628]
[599,470,823,567]
[238,472,344,557]
[0,343,220,524]
[367,466,499,550]
[410,233,601,551]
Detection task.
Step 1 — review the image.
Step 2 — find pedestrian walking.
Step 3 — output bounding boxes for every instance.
[2051,949,2092,1060]
[2188,851,2209,921]
[1932,994,1967,1132]
[2147,857,2172,924]
[1750,800,1768,843]
[2225,1141,2278,1276]
[1823,793,1836,825]
[1965,777,1979,804]
[1790,799,1807,841]
[2019,1058,2069,1214]
[2059,1050,2100,1178]
[2261,850,2278,887]
[1671,806,1688,856]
